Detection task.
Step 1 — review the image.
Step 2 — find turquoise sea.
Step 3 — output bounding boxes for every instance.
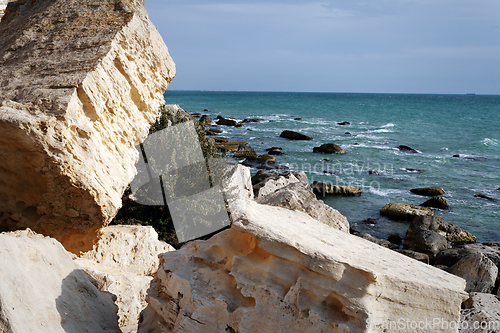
[164,91,500,242]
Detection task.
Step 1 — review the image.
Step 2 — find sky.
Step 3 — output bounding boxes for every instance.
[145,0,500,94]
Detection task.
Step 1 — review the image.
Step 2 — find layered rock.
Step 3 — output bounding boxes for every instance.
[139,198,468,333]
[0,0,175,253]
[75,225,175,332]
[0,229,120,332]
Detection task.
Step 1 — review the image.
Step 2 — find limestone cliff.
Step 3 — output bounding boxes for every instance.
[0,0,175,253]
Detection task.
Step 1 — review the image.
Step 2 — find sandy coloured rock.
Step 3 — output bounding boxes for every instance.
[0,229,120,332]
[0,0,175,253]
[380,202,434,220]
[75,225,175,332]
[138,198,467,333]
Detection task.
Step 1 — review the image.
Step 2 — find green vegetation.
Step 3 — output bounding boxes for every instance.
[111,105,226,249]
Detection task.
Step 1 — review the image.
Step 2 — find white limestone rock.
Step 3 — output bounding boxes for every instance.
[138,199,468,333]
[253,171,302,198]
[449,253,498,293]
[75,225,175,332]
[0,0,175,253]
[0,229,120,332]
[79,225,175,276]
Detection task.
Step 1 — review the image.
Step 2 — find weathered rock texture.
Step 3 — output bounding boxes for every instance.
[449,253,498,293]
[75,225,175,332]
[460,293,500,333]
[0,229,120,332]
[139,198,468,333]
[380,202,434,220]
[0,0,175,253]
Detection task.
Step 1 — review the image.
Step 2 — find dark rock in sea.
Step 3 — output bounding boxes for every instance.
[497,187,500,191]
[199,115,212,125]
[242,117,266,123]
[191,112,201,117]
[323,170,335,175]
[474,193,497,201]
[337,121,350,125]
[410,187,445,196]
[453,154,460,158]
[294,118,302,120]
[217,117,242,127]
[421,196,450,210]
[388,233,402,245]
[404,168,424,173]
[216,141,248,152]
[311,181,362,197]
[345,132,351,135]
[216,115,223,119]
[204,109,209,112]
[279,130,312,140]
[367,170,380,175]
[242,157,287,171]
[321,158,331,162]
[448,253,498,293]
[403,216,477,260]
[380,203,434,221]
[353,143,360,146]
[363,218,378,225]
[206,128,222,136]
[397,145,419,153]
[313,143,345,154]
[396,249,429,264]
[267,149,284,156]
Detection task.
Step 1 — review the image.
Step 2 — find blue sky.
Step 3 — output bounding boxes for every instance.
[145,0,500,94]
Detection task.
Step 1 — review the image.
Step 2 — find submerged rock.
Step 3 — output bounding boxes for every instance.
[0,0,175,253]
[279,130,312,140]
[206,128,223,135]
[421,196,450,210]
[397,145,419,153]
[410,187,446,196]
[242,117,265,123]
[474,193,498,201]
[216,117,240,126]
[337,121,350,125]
[380,203,434,220]
[311,181,362,196]
[139,198,467,333]
[313,143,345,154]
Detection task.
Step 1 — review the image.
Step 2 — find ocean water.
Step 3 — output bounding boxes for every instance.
[164,91,500,242]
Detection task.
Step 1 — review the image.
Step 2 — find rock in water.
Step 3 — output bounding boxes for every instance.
[0,229,120,332]
[421,196,450,210]
[279,130,312,140]
[138,198,468,332]
[380,202,434,220]
[0,0,175,253]
[397,145,419,153]
[410,187,446,196]
[311,181,362,196]
[313,143,345,154]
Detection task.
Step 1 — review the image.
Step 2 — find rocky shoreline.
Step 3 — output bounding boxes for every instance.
[0,1,498,332]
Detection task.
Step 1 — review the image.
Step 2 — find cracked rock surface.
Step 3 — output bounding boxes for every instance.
[0,0,175,253]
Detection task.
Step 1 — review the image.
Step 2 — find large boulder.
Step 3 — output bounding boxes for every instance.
[279,130,312,140]
[380,202,434,220]
[461,293,500,333]
[403,216,476,260]
[138,199,467,333]
[0,0,175,253]
[436,243,500,268]
[448,253,498,293]
[421,196,450,210]
[257,181,349,233]
[75,225,175,332]
[0,229,120,332]
[311,181,362,197]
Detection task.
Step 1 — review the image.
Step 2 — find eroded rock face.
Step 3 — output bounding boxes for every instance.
[139,199,468,333]
[0,0,175,253]
[460,293,500,333]
[0,229,120,332]
[449,253,498,293]
[75,225,175,332]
